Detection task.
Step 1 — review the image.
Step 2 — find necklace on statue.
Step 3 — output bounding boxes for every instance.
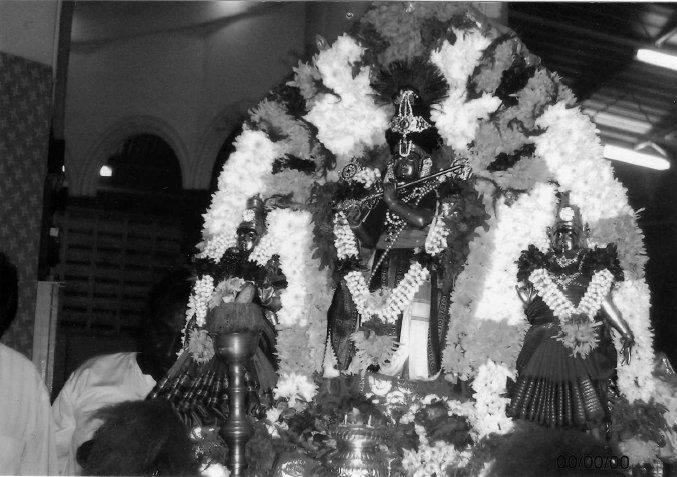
[549,271,582,289]
[553,250,582,268]
[371,184,437,285]
[528,267,615,358]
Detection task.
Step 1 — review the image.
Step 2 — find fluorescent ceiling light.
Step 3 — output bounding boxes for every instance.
[636,48,677,71]
[603,144,670,170]
[99,165,113,177]
[584,110,652,134]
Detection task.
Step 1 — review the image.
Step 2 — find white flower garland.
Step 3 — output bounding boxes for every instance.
[424,208,450,256]
[352,167,381,189]
[430,34,501,151]
[344,262,429,325]
[190,6,654,434]
[273,371,318,410]
[187,275,215,328]
[332,212,359,260]
[529,267,615,358]
[534,103,654,400]
[402,440,472,477]
[470,360,515,439]
[443,182,556,380]
[200,129,281,260]
[304,34,390,175]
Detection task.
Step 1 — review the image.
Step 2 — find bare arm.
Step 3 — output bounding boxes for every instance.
[515,281,536,308]
[382,182,434,229]
[601,295,635,365]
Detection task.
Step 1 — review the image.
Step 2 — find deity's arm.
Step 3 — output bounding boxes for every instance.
[349,221,378,248]
[600,296,633,338]
[515,281,536,307]
[344,205,383,249]
[385,200,435,229]
[259,257,286,314]
[382,183,434,229]
[600,294,635,364]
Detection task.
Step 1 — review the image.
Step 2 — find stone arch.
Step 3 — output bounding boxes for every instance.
[77,115,191,196]
[191,100,253,190]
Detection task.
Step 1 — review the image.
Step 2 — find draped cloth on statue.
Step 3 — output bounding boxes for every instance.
[507,276,617,429]
[327,246,448,380]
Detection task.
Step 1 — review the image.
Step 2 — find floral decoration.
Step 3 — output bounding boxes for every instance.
[187,2,656,467]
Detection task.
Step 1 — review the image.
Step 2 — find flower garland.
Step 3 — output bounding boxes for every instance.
[534,102,654,401]
[349,331,398,371]
[470,360,515,439]
[529,267,615,358]
[332,212,359,260]
[200,129,281,260]
[187,275,215,328]
[344,262,429,325]
[352,167,381,188]
[189,2,654,439]
[443,182,556,380]
[430,33,501,152]
[402,440,472,477]
[424,207,450,256]
[303,34,391,176]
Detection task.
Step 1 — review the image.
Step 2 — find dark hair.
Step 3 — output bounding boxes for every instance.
[0,253,18,337]
[145,268,192,328]
[486,424,624,477]
[77,400,200,476]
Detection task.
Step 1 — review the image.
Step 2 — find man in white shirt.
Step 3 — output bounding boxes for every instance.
[52,270,190,476]
[0,253,57,475]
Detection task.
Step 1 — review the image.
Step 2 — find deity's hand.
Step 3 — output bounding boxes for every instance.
[345,205,366,227]
[382,182,398,207]
[621,333,635,365]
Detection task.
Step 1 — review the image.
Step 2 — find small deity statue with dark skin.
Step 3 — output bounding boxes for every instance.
[149,196,285,426]
[508,192,634,431]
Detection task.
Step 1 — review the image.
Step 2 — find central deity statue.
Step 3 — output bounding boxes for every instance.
[325,65,470,380]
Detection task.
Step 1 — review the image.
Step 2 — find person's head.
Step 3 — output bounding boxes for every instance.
[0,253,18,338]
[76,400,200,476]
[138,269,192,380]
[236,195,266,254]
[486,423,625,477]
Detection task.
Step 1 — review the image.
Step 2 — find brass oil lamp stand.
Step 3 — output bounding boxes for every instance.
[214,330,260,477]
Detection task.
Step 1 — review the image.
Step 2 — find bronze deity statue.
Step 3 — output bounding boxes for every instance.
[508,192,634,431]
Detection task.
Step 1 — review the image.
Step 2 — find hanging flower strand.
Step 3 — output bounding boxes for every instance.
[344,261,429,325]
[333,212,360,260]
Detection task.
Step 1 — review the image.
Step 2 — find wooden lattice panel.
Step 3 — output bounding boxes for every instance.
[55,206,184,332]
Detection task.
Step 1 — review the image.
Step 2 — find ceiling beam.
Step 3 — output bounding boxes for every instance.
[509,10,648,50]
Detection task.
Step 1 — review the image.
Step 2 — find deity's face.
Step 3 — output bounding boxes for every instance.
[551,228,579,254]
[394,145,426,182]
[237,228,259,253]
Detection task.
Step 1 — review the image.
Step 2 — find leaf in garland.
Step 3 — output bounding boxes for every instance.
[580,243,624,282]
[420,17,457,52]
[516,244,547,282]
[267,77,309,117]
[358,144,391,172]
[272,154,317,175]
[349,21,389,72]
[468,34,518,99]
[487,143,536,172]
[449,11,482,31]
[495,55,537,107]
[431,144,457,172]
